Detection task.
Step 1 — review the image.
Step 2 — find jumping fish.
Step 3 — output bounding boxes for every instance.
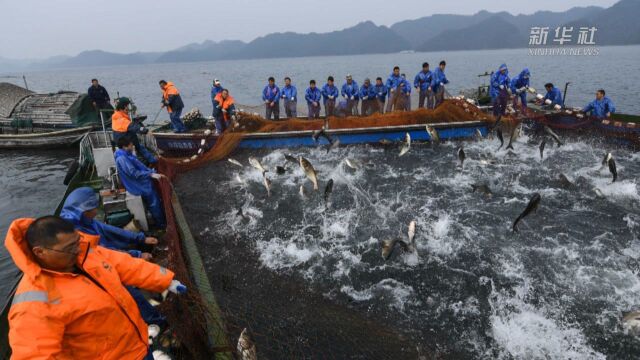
[471,184,493,197]
[344,158,359,170]
[474,129,483,141]
[496,127,504,150]
[539,139,547,160]
[228,158,243,167]
[506,123,521,150]
[299,184,306,198]
[248,157,267,175]
[426,125,440,143]
[284,154,298,164]
[623,311,640,336]
[324,179,334,206]
[237,328,258,360]
[327,138,341,153]
[602,152,612,167]
[262,174,271,197]
[608,156,617,183]
[299,156,319,190]
[312,128,332,143]
[558,173,574,188]
[457,147,466,168]
[543,126,563,146]
[513,193,541,232]
[399,133,411,156]
[381,238,401,260]
[405,220,417,253]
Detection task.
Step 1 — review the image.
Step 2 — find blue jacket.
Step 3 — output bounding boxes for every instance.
[262,84,280,103]
[490,64,510,99]
[400,78,411,94]
[386,73,403,94]
[60,187,145,258]
[359,85,374,100]
[321,84,339,103]
[305,87,322,104]
[510,68,530,93]
[341,81,359,99]
[281,85,297,102]
[114,148,156,197]
[583,96,615,118]
[414,71,433,92]
[543,87,563,105]
[373,84,387,101]
[431,68,449,93]
[210,85,224,106]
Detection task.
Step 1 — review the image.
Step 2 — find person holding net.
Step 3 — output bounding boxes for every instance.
[385,66,402,112]
[213,88,237,134]
[400,74,412,111]
[490,63,510,118]
[281,77,298,118]
[359,78,375,116]
[431,60,449,108]
[159,80,186,133]
[305,80,322,119]
[341,74,359,116]
[322,76,339,117]
[373,77,387,114]
[262,77,281,120]
[414,62,434,109]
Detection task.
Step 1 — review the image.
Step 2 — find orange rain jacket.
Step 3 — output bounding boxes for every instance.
[5,218,175,360]
[213,93,235,121]
[111,109,132,133]
[161,82,183,113]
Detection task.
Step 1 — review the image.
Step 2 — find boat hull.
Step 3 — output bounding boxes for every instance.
[0,126,93,149]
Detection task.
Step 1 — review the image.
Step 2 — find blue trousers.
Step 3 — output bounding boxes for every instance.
[214,115,227,133]
[169,108,186,133]
[126,286,166,326]
[143,190,166,228]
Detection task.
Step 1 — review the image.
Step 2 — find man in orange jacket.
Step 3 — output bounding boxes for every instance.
[212,88,237,134]
[6,216,187,360]
[112,97,157,164]
[159,80,186,133]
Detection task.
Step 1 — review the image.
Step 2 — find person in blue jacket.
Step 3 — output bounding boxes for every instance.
[322,76,339,117]
[490,63,510,117]
[510,68,530,113]
[341,74,359,116]
[385,66,403,112]
[114,136,166,229]
[336,100,349,118]
[281,77,298,118]
[431,60,449,107]
[262,77,280,120]
[305,80,322,119]
[400,74,412,111]
[60,187,166,326]
[414,62,434,109]
[373,77,387,114]
[540,83,563,107]
[210,79,223,115]
[582,89,616,118]
[359,78,375,116]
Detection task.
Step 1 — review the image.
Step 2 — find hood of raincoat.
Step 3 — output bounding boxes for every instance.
[60,187,100,235]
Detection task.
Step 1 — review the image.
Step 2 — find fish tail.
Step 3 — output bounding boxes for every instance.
[506,144,514,150]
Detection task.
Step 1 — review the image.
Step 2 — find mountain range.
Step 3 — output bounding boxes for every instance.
[2,0,637,71]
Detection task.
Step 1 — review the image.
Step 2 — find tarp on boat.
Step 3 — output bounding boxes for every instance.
[0,83,33,119]
[9,92,101,128]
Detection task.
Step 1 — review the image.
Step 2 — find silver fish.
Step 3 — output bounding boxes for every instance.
[262,174,271,197]
[381,238,401,260]
[344,158,359,170]
[457,147,466,168]
[539,139,547,160]
[228,158,243,168]
[299,184,306,197]
[496,127,504,150]
[426,125,440,143]
[324,179,334,206]
[405,220,417,252]
[237,328,258,360]
[558,173,574,188]
[602,152,612,167]
[284,154,298,164]
[506,124,521,150]
[327,138,341,153]
[513,193,541,232]
[399,132,411,156]
[608,156,617,183]
[543,125,563,147]
[474,128,483,140]
[299,156,319,190]
[248,157,267,175]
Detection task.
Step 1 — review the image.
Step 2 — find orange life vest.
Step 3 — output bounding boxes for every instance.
[112,109,132,133]
[162,82,180,113]
[214,93,235,121]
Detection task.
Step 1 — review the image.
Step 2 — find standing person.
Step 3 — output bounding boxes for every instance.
[490,64,510,118]
[210,79,224,116]
[582,89,615,118]
[159,80,186,133]
[538,83,563,107]
[373,77,387,113]
[385,66,402,112]
[114,136,166,229]
[111,97,157,164]
[5,216,186,360]
[510,68,531,113]
[87,79,113,111]
[262,77,280,120]
[431,60,449,107]
[359,78,375,116]
[341,74,359,116]
[321,76,339,117]
[305,80,322,119]
[400,74,412,111]
[212,89,237,134]
[414,63,434,109]
[281,77,298,118]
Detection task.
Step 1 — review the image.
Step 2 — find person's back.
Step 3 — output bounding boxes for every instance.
[6,216,177,360]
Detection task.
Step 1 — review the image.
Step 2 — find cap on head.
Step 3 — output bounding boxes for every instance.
[116,97,131,110]
[346,74,352,80]
[214,79,221,85]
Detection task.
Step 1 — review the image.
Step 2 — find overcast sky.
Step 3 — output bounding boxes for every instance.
[0,0,618,59]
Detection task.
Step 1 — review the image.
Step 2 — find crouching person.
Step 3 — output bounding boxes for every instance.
[6,216,187,360]
[212,88,237,134]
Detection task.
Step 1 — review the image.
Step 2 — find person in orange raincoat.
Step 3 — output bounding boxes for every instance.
[212,88,237,134]
[159,80,186,133]
[5,216,187,360]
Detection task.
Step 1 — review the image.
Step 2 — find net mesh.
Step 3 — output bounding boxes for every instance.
[154,100,507,358]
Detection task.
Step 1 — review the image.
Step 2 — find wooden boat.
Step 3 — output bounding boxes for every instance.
[0,82,105,149]
[149,120,488,157]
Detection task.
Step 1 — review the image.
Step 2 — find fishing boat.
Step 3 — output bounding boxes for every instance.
[0,82,106,149]
[0,131,232,359]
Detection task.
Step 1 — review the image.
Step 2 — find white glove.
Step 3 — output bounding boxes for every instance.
[264,100,269,104]
[167,280,187,294]
[544,99,552,105]
[291,97,295,101]
[329,95,334,99]
[151,173,162,180]
[350,96,355,100]
[499,85,505,90]
[440,82,444,86]
[363,96,368,100]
